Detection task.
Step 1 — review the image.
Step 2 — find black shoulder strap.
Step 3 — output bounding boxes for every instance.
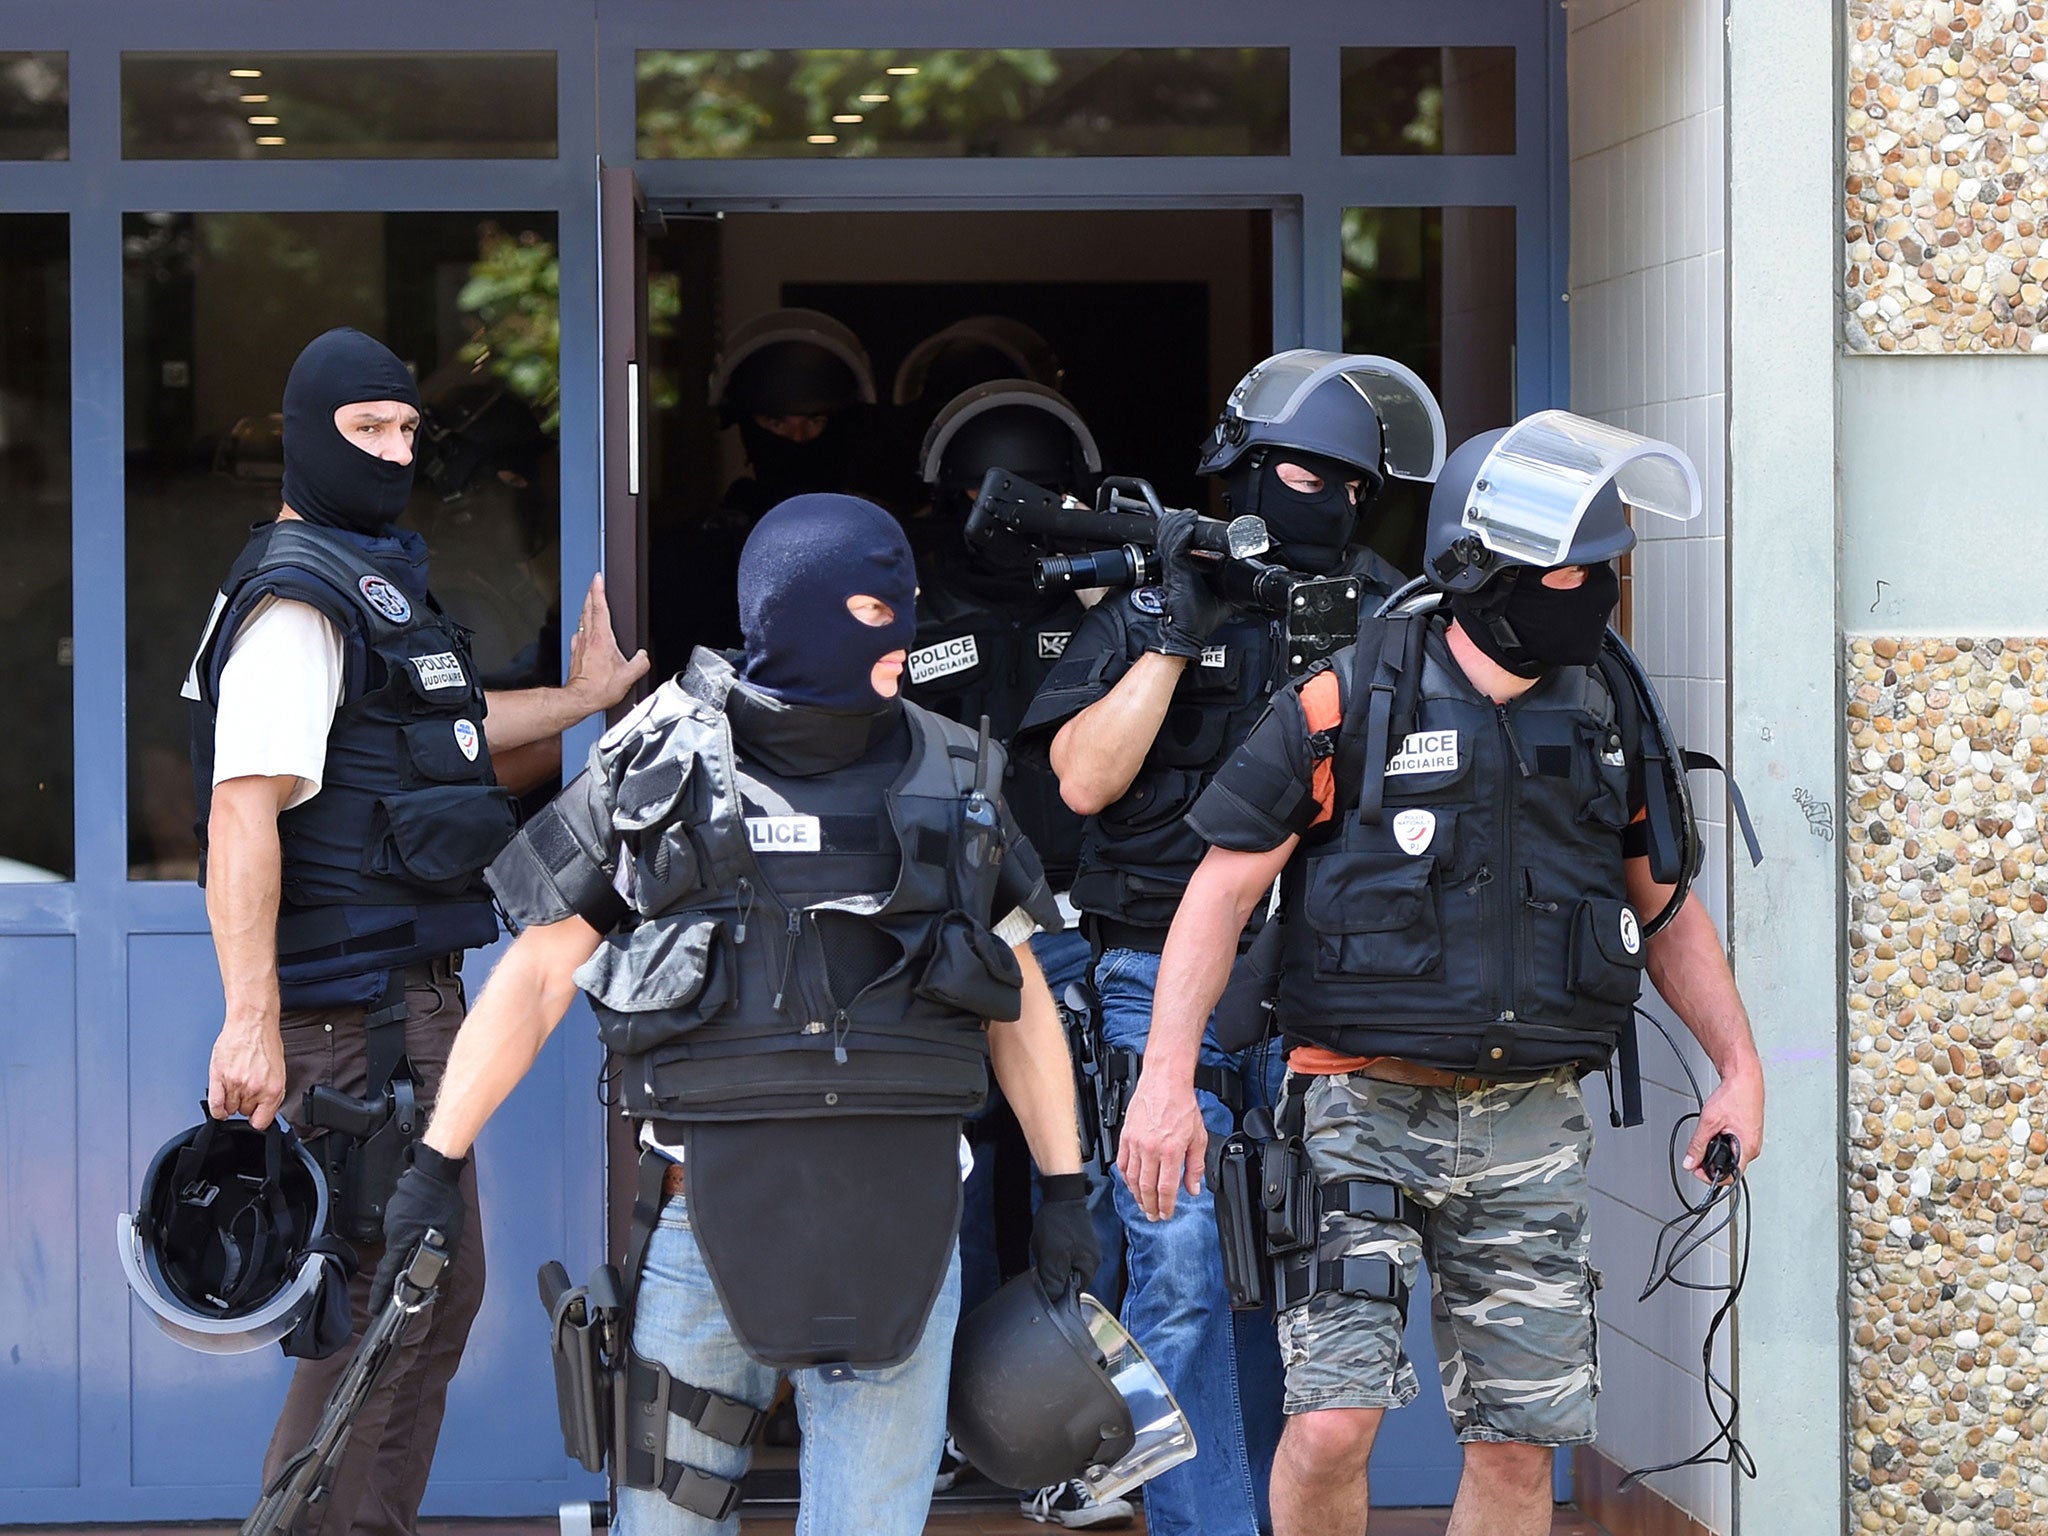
[1346,612,1426,827]
[1595,643,1685,886]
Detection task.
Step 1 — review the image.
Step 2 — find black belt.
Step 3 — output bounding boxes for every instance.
[1085,915,1171,954]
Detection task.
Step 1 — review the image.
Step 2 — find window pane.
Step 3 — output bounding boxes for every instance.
[637,48,1289,159]
[1341,47,1514,156]
[0,215,72,881]
[1,53,67,160]
[1342,206,1516,574]
[125,212,564,880]
[122,53,557,159]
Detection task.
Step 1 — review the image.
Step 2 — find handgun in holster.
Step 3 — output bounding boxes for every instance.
[1212,1103,1411,1316]
[1060,980,1109,1168]
[539,1260,623,1474]
[303,985,422,1243]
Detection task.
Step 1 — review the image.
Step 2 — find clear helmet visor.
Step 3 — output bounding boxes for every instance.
[1073,1292,1197,1503]
[117,1210,326,1356]
[1227,350,1447,481]
[1463,409,1701,567]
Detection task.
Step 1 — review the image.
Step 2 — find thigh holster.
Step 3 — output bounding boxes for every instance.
[537,1154,768,1524]
[1213,1112,1411,1318]
[301,968,427,1242]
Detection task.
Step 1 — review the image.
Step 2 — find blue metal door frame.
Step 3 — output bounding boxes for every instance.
[0,2,609,1521]
[0,0,1567,1520]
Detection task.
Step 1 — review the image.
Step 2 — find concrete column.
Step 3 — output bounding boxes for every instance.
[1725,2,1847,1533]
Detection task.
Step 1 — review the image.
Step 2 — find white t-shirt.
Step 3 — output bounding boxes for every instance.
[182,595,346,811]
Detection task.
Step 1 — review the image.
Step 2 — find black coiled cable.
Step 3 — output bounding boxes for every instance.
[1621,1005,1757,1489]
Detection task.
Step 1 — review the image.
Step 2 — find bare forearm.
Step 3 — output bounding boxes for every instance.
[988,946,1083,1177]
[206,793,285,1023]
[481,686,595,755]
[1049,652,1188,815]
[1149,851,1273,1080]
[424,923,596,1158]
[1646,893,1761,1082]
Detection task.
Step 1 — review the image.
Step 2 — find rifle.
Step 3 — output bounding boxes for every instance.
[240,1231,449,1536]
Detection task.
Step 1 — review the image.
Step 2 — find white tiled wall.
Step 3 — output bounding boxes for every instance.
[1567,1,1733,1532]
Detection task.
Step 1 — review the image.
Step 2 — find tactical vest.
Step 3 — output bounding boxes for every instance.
[1063,549,1397,937]
[190,521,510,997]
[574,655,1023,1125]
[1276,614,1647,1075]
[903,576,1086,888]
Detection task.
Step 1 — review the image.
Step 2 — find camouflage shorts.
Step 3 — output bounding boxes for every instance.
[1276,1070,1600,1446]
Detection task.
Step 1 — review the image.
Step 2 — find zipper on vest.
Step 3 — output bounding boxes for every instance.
[831,1008,850,1065]
[771,908,802,1013]
[1494,707,1522,1023]
[1494,704,1534,778]
[734,876,754,944]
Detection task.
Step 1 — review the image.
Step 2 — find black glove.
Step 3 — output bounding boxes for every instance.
[369,1144,467,1311]
[1148,508,1233,659]
[1031,1174,1102,1302]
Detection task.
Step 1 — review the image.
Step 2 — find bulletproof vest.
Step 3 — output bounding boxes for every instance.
[574,654,1022,1124]
[903,573,1086,888]
[1277,615,1646,1075]
[1065,550,1397,934]
[189,521,510,999]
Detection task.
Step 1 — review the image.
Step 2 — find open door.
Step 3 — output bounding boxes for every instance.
[601,166,655,688]
[599,166,655,1267]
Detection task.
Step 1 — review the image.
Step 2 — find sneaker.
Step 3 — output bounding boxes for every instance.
[1019,1479,1136,1528]
[934,1435,977,1493]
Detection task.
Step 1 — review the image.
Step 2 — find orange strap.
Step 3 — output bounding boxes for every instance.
[1288,1044,1380,1076]
[1300,669,1342,828]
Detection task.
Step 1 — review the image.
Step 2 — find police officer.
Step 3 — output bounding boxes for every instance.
[371,494,1096,1536]
[1015,353,1441,1535]
[1118,416,1769,1536]
[654,308,879,673]
[188,327,648,1536]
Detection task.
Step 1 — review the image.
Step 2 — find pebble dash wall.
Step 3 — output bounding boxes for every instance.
[1845,0,2048,351]
[1845,639,2048,1535]
[1842,8,2048,1536]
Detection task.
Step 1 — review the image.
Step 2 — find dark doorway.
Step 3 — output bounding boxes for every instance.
[642,207,1272,681]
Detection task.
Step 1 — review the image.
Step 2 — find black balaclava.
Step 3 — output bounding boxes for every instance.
[1450,560,1622,679]
[737,416,854,507]
[737,493,917,714]
[1222,448,1365,574]
[281,328,422,534]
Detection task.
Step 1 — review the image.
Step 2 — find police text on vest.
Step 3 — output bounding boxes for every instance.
[410,652,467,691]
[907,635,979,683]
[1385,730,1460,775]
[747,815,823,853]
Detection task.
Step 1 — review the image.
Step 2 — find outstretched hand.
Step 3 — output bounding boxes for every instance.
[565,573,651,714]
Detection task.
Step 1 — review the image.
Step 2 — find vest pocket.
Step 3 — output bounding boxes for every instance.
[577,917,737,1052]
[1099,767,1201,837]
[1302,851,1442,979]
[401,719,489,783]
[365,784,517,892]
[915,911,1024,1023]
[1566,898,1647,1004]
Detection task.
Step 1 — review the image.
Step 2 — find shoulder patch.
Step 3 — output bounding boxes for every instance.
[908,633,980,684]
[1131,586,1166,616]
[357,573,412,623]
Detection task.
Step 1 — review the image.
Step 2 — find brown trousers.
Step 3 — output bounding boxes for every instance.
[261,957,487,1536]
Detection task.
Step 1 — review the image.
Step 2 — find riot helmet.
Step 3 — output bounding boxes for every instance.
[710,307,876,425]
[1424,411,1701,676]
[893,316,1063,408]
[920,381,1102,502]
[119,1112,348,1356]
[1197,351,1447,574]
[1423,410,1701,594]
[712,308,876,504]
[949,1271,1196,1504]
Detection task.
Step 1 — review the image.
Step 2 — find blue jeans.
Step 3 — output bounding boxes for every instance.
[958,926,1125,1317]
[617,1196,962,1536]
[1097,946,1259,1536]
[1234,1036,1291,1534]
